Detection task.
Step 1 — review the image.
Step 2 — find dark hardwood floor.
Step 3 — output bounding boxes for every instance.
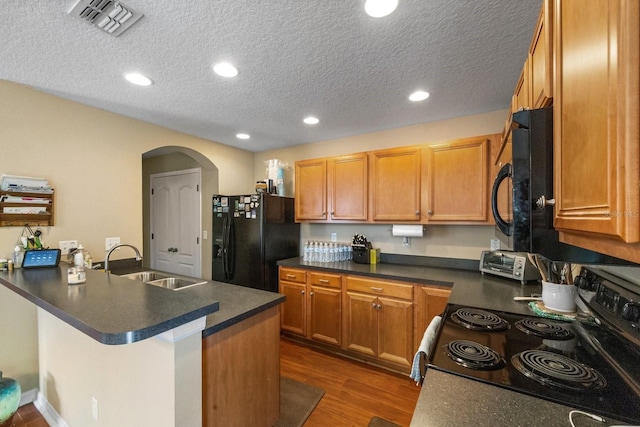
[280,338,420,426]
[9,337,420,427]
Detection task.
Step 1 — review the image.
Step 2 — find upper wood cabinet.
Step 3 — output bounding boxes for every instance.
[328,153,368,221]
[512,59,531,112]
[425,137,491,223]
[553,0,640,261]
[295,159,327,221]
[529,0,554,108]
[370,147,422,222]
[295,153,368,222]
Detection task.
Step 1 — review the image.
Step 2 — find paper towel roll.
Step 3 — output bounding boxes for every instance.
[391,224,424,237]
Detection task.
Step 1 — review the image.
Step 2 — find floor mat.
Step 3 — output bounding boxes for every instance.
[274,377,325,427]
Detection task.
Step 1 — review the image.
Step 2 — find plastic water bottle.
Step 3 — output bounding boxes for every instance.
[12,246,22,269]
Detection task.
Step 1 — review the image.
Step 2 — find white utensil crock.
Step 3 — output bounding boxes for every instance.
[541,281,577,312]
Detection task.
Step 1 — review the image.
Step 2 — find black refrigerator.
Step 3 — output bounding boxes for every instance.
[212,193,300,292]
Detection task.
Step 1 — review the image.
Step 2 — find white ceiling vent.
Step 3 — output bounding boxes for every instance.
[68,0,143,37]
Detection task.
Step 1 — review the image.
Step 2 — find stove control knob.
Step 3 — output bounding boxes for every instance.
[574,275,587,289]
[621,302,640,323]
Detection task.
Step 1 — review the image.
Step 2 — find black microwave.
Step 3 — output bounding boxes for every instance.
[491,107,628,264]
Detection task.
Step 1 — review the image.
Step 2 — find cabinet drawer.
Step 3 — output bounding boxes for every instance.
[345,276,413,300]
[280,268,306,284]
[308,272,342,288]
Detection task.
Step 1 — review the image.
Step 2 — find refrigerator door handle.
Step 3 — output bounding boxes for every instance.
[222,216,230,280]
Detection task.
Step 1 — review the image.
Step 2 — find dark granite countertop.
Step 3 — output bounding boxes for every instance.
[201,281,284,338]
[0,264,285,345]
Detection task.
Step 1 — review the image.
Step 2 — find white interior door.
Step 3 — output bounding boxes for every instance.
[150,168,202,277]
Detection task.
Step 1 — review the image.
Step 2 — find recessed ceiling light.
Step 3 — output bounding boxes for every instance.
[236,133,250,139]
[303,116,319,125]
[213,62,239,78]
[409,91,430,102]
[124,72,153,86]
[365,0,398,18]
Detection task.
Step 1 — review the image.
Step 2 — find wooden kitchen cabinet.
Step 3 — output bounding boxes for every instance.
[529,0,553,108]
[414,285,450,348]
[279,267,307,336]
[425,136,491,223]
[553,0,640,262]
[308,271,342,346]
[294,153,368,222]
[279,267,342,347]
[344,276,414,371]
[512,58,531,112]
[294,159,327,221]
[370,146,422,222]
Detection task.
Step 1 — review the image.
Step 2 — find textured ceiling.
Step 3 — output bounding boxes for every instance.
[1,1,541,152]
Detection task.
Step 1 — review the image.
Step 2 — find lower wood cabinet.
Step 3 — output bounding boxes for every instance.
[343,276,414,371]
[279,266,451,374]
[278,267,342,347]
[414,285,451,347]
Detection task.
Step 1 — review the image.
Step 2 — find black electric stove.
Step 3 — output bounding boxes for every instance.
[428,267,640,425]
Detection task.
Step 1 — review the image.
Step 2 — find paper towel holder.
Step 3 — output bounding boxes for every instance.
[390,224,424,247]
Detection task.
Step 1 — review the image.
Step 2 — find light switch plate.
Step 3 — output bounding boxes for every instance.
[490,239,500,251]
[105,237,121,251]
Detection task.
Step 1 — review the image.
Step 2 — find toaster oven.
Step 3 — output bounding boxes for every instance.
[479,250,541,284]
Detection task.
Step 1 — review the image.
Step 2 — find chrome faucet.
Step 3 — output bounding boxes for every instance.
[105,244,142,273]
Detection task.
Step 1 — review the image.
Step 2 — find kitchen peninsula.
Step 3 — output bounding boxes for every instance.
[0,265,283,427]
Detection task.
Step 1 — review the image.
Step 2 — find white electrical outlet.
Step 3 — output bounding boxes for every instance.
[490,238,500,251]
[92,397,99,420]
[59,240,78,255]
[330,232,337,242]
[105,237,121,251]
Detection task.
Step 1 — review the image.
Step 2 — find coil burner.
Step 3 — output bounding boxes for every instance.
[445,340,506,370]
[512,350,606,392]
[451,307,510,331]
[515,318,575,340]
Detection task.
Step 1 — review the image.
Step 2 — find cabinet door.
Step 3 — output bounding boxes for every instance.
[377,296,413,368]
[370,147,422,221]
[553,0,639,248]
[279,281,307,336]
[295,159,327,221]
[425,137,490,222]
[344,291,377,356]
[529,0,553,108]
[328,153,368,221]
[512,58,531,112]
[414,286,450,348]
[309,285,342,346]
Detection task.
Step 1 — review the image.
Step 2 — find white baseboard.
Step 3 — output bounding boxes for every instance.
[34,392,69,427]
[19,388,38,407]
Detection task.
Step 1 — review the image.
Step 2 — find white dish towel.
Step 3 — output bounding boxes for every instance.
[409,315,442,385]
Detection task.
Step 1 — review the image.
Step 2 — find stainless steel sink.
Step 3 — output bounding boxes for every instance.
[147,277,207,291]
[120,271,207,290]
[120,271,170,282]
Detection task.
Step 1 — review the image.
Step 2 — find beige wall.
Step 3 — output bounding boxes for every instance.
[0,79,254,270]
[0,79,254,399]
[254,110,507,260]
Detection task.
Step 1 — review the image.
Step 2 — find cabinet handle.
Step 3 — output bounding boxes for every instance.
[370,287,384,292]
[310,291,314,296]
[319,279,329,283]
[377,303,382,309]
[372,302,377,308]
[301,290,305,295]
[286,274,296,279]
[415,210,420,216]
[427,210,433,216]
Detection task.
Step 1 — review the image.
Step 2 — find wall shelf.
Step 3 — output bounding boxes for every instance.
[0,190,55,227]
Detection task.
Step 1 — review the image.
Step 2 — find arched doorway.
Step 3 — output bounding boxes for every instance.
[142,146,218,279]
